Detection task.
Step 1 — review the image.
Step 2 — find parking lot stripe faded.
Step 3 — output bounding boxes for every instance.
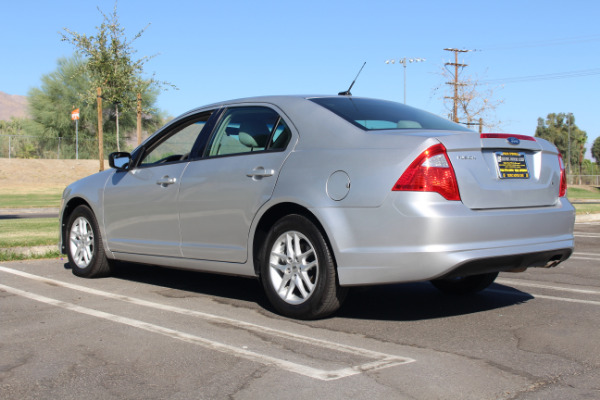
[0,266,414,380]
[573,234,600,238]
[573,252,600,257]
[571,256,600,261]
[492,276,600,307]
[488,288,600,306]
[496,278,600,296]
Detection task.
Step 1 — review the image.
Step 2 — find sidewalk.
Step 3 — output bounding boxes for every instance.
[0,208,59,219]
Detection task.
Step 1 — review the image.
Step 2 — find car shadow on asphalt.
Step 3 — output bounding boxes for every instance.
[337,283,533,321]
[105,261,534,322]
[107,261,271,309]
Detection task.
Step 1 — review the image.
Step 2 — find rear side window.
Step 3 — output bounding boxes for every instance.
[309,97,472,132]
[207,107,291,157]
[269,119,292,150]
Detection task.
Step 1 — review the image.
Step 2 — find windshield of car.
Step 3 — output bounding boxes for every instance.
[309,97,472,132]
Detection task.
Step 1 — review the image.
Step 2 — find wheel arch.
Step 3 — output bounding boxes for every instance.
[252,202,335,276]
[60,197,94,254]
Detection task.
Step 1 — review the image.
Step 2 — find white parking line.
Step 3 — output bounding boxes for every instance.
[574,234,600,238]
[572,252,600,257]
[488,289,600,306]
[493,277,600,306]
[496,278,600,295]
[0,266,414,381]
[570,251,600,261]
[525,293,600,306]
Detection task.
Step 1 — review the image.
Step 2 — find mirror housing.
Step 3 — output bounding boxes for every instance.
[109,152,132,170]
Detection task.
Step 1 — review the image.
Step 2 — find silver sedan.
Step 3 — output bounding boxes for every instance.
[59,95,575,319]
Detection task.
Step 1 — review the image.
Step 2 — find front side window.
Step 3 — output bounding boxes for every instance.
[207,107,291,157]
[140,115,211,166]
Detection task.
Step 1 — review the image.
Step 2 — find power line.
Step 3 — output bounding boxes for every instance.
[481,68,600,85]
[476,34,600,51]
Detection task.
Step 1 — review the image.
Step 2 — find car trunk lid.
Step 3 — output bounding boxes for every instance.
[436,132,562,209]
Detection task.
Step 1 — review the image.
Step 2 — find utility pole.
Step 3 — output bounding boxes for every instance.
[443,48,471,123]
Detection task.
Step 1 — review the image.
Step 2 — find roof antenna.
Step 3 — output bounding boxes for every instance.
[338,62,366,96]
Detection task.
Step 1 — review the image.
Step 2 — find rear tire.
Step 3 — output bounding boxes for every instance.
[260,215,347,319]
[430,272,498,295]
[66,205,112,278]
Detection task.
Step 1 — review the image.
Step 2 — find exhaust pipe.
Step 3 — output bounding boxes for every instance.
[507,255,564,273]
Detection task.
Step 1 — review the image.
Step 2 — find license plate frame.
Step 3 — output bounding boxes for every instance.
[495,151,530,179]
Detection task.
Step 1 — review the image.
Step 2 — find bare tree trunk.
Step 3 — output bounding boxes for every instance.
[97,87,104,171]
[137,93,142,146]
[579,143,584,185]
[115,104,120,152]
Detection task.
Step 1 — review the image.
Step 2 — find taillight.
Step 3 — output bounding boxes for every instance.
[393,143,461,201]
[558,153,567,197]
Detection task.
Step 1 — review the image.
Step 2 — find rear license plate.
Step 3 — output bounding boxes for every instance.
[495,152,529,179]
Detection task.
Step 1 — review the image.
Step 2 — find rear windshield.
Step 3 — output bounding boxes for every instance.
[309,97,471,132]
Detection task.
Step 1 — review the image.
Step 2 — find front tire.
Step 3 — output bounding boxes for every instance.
[430,272,499,295]
[66,205,112,278]
[260,215,347,319]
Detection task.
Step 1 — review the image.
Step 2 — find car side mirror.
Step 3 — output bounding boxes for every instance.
[109,152,132,170]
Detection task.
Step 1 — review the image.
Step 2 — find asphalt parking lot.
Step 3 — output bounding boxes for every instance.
[1,222,599,400]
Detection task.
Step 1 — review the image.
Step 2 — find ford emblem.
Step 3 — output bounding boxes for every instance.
[507,137,520,145]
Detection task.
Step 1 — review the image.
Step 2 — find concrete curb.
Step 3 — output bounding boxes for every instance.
[1,245,58,258]
[0,208,59,215]
[0,208,59,220]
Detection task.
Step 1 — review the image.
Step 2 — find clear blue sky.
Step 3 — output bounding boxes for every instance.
[2,0,599,159]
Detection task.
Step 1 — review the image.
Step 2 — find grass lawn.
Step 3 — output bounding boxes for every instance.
[573,203,600,215]
[568,186,600,200]
[0,187,63,208]
[0,218,59,248]
[0,248,61,261]
[0,218,60,261]
[568,186,600,214]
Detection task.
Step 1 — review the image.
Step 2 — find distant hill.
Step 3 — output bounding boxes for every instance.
[0,91,28,121]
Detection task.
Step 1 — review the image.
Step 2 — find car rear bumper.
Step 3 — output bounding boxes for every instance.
[317,193,576,286]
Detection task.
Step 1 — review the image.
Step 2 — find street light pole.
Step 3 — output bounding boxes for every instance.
[385,58,426,104]
[402,60,407,104]
[567,112,572,175]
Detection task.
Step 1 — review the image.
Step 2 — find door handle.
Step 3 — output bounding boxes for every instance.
[156,176,177,187]
[246,167,275,179]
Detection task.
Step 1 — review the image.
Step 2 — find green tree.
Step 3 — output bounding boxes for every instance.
[0,117,37,158]
[592,136,600,167]
[27,55,162,159]
[27,56,95,157]
[535,113,587,174]
[582,159,599,176]
[60,1,173,155]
